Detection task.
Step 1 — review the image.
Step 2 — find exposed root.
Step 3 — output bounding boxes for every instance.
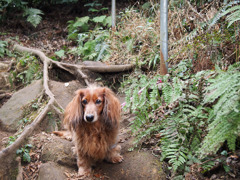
[0,92,12,100]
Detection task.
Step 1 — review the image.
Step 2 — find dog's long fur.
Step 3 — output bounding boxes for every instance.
[63,85,123,176]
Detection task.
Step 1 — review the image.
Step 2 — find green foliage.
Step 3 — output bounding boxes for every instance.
[162,76,184,105]
[55,49,65,58]
[84,0,108,13]
[122,74,162,141]
[200,63,240,157]
[66,0,112,61]
[160,75,208,174]
[9,54,42,86]
[169,59,193,79]
[67,15,111,40]
[221,4,240,27]
[23,8,43,28]
[122,61,240,177]
[0,40,8,57]
[69,29,110,61]
[0,0,44,27]
[67,16,90,39]
[208,1,240,29]
[7,136,18,146]
[16,144,33,162]
[67,0,111,41]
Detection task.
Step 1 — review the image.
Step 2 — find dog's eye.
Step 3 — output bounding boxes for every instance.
[96,99,101,104]
[82,99,88,105]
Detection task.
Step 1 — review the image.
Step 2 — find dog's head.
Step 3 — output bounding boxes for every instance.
[64,85,121,131]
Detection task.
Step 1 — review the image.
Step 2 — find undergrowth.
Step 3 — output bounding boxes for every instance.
[9,53,42,88]
[122,62,240,178]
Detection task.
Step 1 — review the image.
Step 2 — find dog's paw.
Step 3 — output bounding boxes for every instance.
[111,154,124,163]
[78,167,91,178]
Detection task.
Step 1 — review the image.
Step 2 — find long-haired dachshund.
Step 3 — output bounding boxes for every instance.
[63,85,123,177]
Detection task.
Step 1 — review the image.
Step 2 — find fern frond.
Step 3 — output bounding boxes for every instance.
[204,71,240,104]
[162,77,184,105]
[200,64,240,157]
[208,1,240,29]
[23,8,43,27]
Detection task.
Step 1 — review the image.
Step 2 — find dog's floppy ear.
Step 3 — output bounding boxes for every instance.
[102,87,121,129]
[63,89,84,131]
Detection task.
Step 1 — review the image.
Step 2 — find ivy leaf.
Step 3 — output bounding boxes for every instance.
[73,16,90,30]
[103,16,112,27]
[55,50,65,58]
[92,15,106,23]
[25,144,33,148]
[16,149,23,154]
[88,8,98,12]
[23,152,31,162]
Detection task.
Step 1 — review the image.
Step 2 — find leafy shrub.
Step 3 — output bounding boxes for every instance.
[0,40,8,57]
[122,62,240,178]
[67,0,111,41]
[67,16,90,40]
[200,63,240,157]
[67,15,111,40]
[0,0,44,27]
[23,7,43,28]
[68,29,110,61]
[16,144,33,162]
[9,54,42,87]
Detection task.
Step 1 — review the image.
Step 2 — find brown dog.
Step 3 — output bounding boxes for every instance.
[62,85,123,177]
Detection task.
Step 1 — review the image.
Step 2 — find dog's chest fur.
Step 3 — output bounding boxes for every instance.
[74,120,117,161]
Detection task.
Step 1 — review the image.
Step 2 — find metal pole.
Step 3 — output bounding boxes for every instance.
[111,0,116,29]
[160,0,168,70]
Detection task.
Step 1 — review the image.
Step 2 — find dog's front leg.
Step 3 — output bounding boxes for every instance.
[105,144,123,163]
[77,155,92,177]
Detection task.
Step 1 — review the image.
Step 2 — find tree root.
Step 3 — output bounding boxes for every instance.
[0,40,134,165]
[7,40,134,85]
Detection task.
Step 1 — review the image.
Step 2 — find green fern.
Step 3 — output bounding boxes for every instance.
[25,61,40,84]
[200,63,240,157]
[208,1,240,29]
[23,8,43,28]
[122,74,161,136]
[162,76,184,105]
[122,62,240,177]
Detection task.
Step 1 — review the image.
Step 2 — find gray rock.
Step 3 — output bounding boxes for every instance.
[0,80,43,132]
[98,151,165,180]
[41,136,76,168]
[49,80,84,109]
[37,162,69,180]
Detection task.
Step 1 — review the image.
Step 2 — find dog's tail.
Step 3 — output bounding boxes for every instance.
[52,131,72,140]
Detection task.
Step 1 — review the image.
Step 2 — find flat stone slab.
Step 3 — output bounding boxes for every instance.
[41,135,76,167]
[37,162,74,180]
[0,80,43,132]
[98,151,164,180]
[49,80,84,109]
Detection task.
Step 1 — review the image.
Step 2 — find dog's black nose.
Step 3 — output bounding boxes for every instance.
[86,115,94,122]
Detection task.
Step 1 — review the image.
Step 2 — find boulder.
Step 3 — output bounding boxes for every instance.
[98,151,165,180]
[41,136,76,168]
[37,162,73,180]
[0,80,43,132]
[49,80,84,109]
